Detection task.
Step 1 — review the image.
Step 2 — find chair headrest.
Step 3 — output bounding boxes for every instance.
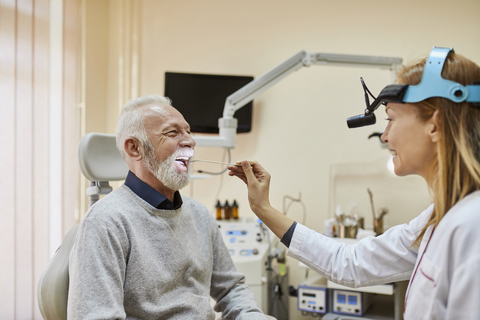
[78,133,128,181]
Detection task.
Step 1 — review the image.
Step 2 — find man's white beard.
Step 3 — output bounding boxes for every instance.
[144,148,191,191]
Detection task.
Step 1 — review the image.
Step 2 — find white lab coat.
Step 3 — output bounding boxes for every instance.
[288,190,480,319]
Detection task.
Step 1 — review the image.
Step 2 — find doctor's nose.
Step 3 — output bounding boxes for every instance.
[381,131,388,144]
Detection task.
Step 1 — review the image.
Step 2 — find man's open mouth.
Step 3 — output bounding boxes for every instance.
[175,156,190,167]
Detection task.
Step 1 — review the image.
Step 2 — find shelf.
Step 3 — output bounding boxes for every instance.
[327,281,394,295]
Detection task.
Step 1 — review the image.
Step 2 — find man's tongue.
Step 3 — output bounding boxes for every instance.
[174,156,189,172]
[173,149,193,172]
[175,159,187,171]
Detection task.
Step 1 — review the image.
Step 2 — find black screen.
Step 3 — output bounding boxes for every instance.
[164,72,254,133]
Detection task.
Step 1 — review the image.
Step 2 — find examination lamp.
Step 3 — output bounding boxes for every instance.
[347,47,480,129]
[193,50,402,148]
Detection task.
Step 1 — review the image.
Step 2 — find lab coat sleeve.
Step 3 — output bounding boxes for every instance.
[288,206,433,287]
[208,215,266,320]
[68,216,128,320]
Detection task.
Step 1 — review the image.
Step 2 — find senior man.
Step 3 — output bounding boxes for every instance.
[68,95,265,319]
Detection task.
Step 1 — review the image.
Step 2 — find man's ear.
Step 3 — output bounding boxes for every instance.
[124,138,143,160]
[428,110,441,143]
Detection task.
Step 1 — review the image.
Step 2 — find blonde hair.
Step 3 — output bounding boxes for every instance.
[396,53,480,247]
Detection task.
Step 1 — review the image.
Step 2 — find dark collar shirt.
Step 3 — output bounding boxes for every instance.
[124,170,183,210]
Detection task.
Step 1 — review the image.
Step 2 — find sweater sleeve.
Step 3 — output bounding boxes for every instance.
[287,206,433,287]
[208,216,266,320]
[67,216,128,320]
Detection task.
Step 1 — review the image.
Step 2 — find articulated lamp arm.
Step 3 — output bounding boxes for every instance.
[193,51,402,148]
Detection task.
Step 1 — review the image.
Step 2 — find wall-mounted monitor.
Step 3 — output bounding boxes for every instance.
[164,72,254,133]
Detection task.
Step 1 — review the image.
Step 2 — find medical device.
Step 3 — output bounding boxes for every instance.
[295,273,372,317]
[216,217,273,312]
[191,159,242,166]
[331,289,372,317]
[193,50,402,148]
[216,217,288,319]
[298,286,327,314]
[297,275,328,315]
[347,47,480,128]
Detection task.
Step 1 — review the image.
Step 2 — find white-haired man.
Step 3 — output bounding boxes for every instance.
[68,95,265,319]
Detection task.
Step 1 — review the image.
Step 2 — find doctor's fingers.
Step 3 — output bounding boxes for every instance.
[228,168,248,185]
[245,161,271,185]
[228,171,248,185]
[228,160,268,186]
[228,161,258,186]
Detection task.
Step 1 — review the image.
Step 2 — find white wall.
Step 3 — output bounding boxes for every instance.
[85,0,480,318]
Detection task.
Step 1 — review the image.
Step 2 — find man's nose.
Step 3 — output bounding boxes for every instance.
[181,133,196,148]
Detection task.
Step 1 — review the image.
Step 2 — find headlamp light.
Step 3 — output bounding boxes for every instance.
[347,47,480,128]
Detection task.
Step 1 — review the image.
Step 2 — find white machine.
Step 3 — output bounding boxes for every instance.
[331,289,372,317]
[216,217,275,313]
[296,273,328,316]
[297,285,327,315]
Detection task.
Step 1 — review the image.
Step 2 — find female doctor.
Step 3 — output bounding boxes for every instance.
[228,48,480,319]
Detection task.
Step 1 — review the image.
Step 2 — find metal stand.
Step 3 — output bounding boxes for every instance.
[86,181,112,207]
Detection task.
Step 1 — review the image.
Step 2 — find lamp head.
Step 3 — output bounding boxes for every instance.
[346,113,376,128]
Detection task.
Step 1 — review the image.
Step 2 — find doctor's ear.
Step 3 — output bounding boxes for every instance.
[428,110,441,143]
[124,138,143,160]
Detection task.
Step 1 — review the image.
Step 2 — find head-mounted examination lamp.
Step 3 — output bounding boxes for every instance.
[347,47,480,128]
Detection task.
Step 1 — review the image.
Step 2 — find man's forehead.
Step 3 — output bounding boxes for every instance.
[162,117,190,129]
[142,104,188,129]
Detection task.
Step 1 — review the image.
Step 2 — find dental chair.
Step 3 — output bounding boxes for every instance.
[37,133,128,320]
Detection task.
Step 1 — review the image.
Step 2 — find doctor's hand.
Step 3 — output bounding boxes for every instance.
[228,161,294,239]
[227,161,272,214]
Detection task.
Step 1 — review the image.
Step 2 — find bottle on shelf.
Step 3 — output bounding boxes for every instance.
[215,200,223,220]
[232,200,239,219]
[224,200,232,219]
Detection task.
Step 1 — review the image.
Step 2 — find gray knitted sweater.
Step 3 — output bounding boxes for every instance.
[68,185,265,319]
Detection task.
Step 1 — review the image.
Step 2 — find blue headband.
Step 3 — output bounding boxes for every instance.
[403,47,480,104]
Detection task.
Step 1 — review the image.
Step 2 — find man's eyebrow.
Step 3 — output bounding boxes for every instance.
[162,122,191,132]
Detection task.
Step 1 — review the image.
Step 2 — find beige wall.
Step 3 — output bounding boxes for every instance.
[85,0,109,134]
[84,0,480,318]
